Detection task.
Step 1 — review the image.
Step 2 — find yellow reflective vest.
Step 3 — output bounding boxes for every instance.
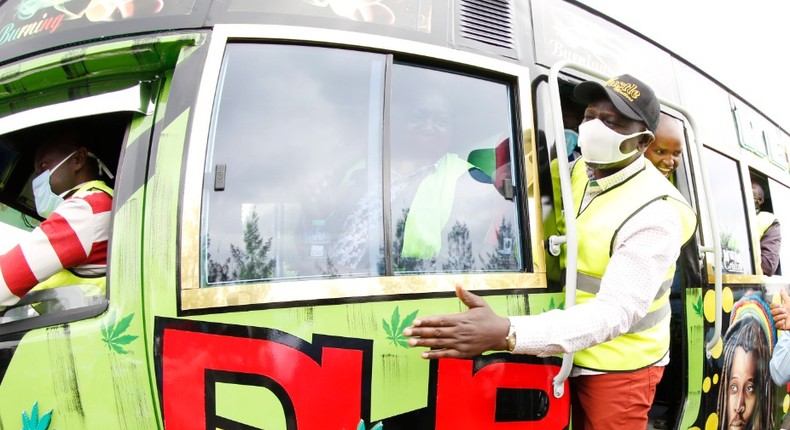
[32,180,114,297]
[756,211,777,238]
[570,159,697,371]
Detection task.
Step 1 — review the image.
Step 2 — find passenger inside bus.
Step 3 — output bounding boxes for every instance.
[645,113,684,182]
[0,115,123,313]
[560,85,585,162]
[331,68,517,274]
[752,178,781,276]
[387,86,514,272]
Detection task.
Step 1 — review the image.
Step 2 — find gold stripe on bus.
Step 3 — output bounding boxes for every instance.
[180,272,546,310]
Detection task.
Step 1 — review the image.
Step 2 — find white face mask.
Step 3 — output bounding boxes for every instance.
[32,151,75,218]
[578,118,653,165]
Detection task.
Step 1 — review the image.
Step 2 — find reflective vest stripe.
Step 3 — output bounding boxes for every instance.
[577,272,673,300]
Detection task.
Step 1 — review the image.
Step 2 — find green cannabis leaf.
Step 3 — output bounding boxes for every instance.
[21,402,52,430]
[542,296,565,313]
[382,306,418,348]
[692,295,703,317]
[101,311,139,355]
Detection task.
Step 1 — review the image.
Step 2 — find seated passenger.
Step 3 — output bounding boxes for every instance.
[331,87,517,273]
[0,131,114,306]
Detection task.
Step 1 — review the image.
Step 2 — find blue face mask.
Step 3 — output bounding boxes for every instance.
[564,129,579,156]
[32,151,75,218]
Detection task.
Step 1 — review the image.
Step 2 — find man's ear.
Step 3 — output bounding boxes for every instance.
[72,147,89,170]
[637,132,655,151]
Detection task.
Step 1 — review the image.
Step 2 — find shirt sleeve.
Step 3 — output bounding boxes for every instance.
[771,332,790,385]
[0,196,96,306]
[760,221,781,276]
[510,199,682,356]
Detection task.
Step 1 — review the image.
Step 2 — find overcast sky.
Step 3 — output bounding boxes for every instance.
[578,0,790,132]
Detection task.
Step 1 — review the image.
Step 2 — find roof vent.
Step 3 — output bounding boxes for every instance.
[457,0,515,51]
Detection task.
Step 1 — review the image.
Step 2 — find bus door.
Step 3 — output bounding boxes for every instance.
[0,35,201,429]
[543,62,722,429]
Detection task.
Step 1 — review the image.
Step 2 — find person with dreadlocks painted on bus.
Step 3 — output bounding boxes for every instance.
[0,125,114,307]
[717,294,776,430]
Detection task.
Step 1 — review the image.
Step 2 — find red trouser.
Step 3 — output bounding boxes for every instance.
[570,366,664,430]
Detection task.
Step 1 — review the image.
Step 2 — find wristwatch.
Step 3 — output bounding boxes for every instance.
[505,323,517,352]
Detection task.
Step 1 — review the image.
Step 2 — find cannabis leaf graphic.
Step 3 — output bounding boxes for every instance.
[382,306,418,348]
[21,402,52,430]
[692,295,703,317]
[542,296,565,313]
[357,419,383,430]
[101,311,138,355]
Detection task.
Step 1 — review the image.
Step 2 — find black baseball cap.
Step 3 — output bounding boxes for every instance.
[574,74,660,133]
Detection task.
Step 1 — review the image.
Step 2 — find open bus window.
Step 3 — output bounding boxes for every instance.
[201,44,522,286]
[0,113,126,326]
[752,173,782,276]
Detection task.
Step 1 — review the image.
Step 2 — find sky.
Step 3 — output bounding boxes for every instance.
[578,0,790,132]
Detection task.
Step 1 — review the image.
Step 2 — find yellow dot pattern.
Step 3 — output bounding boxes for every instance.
[710,336,723,360]
[705,412,719,430]
[704,289,715,322]
[722,287,733,312]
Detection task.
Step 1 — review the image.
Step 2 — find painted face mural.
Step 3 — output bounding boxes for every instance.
[716,294,776,430]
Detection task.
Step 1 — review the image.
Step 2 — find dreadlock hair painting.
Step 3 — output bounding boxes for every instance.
[716,293,776,430]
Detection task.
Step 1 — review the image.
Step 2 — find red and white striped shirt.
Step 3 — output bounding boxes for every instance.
[0,182,112,306]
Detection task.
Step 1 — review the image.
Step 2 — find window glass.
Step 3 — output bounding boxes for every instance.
[388,65,520,274]
[704,148,752,274]
[201,45,523,285]
[202,45,386,284]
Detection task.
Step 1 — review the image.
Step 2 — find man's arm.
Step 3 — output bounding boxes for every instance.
[0,196,103,306]
[771,333,790,385]
[405,200,682,358]
[770,290,790,384]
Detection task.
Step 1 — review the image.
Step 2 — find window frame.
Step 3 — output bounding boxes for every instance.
[0,84,156,335]
[179,25,540,313]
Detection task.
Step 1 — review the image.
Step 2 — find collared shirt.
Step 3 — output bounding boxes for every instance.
[510,157,682,374]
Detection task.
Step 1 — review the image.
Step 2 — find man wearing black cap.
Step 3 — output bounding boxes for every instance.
[403,74,698,428]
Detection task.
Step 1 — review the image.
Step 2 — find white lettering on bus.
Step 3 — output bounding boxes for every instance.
[0,13,64,47]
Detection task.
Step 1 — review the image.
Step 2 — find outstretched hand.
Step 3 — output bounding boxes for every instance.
[403,284,510,359]
[771,289,790,331]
